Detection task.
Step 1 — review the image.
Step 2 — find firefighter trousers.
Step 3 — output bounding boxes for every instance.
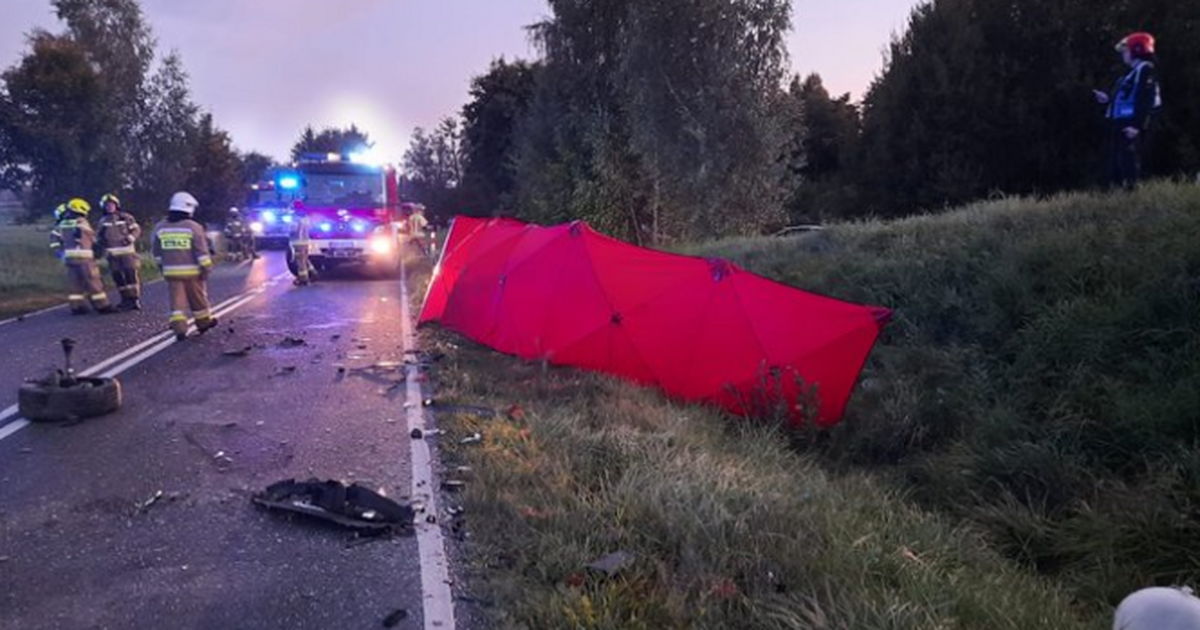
[65,261,110,313]
[292,243,311,284]
[167,278,214,337]
[107,254,141,300]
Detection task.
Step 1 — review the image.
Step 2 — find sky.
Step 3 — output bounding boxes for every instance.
[0,0,921,162]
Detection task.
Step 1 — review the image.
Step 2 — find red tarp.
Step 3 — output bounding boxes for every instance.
[419,217,891,426]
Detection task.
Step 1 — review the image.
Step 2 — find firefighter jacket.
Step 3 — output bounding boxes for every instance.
[292,216,311,246]
[152,218,214,279]
[1107,60,1162,130]
[96,211,142,257]
[52,215,98,265]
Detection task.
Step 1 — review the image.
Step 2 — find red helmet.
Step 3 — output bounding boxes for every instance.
[1116,32,1155,57]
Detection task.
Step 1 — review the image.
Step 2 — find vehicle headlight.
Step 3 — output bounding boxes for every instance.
[369,234,393,255]
[250,221,264,234]
[261,210,277,224]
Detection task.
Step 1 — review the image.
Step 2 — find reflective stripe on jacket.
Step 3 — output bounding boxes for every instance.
[152,219,213,279]
[56,217,97,265]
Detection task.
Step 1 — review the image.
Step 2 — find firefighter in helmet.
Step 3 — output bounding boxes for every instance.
[1094,32,1162,189]
[290,209,313,286]
[53,198,115,314]
[95,193,143,310]
[151,192,217,340]
[223,207,258,261]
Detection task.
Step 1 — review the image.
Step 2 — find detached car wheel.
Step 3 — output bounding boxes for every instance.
[18,376,122,422]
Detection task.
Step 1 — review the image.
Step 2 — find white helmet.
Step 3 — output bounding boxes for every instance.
[1114,587,1200,630]
[229,207,239,215]
[169,191,199,215]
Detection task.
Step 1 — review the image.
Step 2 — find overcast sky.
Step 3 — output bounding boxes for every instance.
[0,0,922,162]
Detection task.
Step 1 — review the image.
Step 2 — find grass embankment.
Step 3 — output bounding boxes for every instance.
[418,249,1116,627]
[693,181,1200,605]
[0,223,163,319]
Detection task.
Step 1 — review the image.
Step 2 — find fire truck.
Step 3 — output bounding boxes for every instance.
[280,153,405,277]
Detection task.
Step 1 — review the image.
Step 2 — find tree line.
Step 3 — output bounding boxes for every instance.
[402,0,1199,241]
[0,0,262,224]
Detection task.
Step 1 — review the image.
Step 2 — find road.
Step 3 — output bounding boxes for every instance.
[0,252,459,629]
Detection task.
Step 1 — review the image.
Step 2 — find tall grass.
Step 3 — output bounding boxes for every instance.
[424,328,1105,628]
[692,181,1200,604]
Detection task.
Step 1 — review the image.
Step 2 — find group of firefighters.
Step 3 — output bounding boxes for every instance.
[48,190,434,340]
[50,191,217,340]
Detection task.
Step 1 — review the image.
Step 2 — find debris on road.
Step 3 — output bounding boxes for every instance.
[459,433,483,445]
[382,608,409,627]
[253,478,414,532]
[222,346,252,357]
[279,336,307,348]
[137,490,164,512]
[410,428,423,439]
[274,366,298,377]
[586,550,634,577]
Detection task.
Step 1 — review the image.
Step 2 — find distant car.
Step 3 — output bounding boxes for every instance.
[247,207,293,249]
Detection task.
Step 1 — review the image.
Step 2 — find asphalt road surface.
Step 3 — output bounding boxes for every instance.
[0,252,459,629]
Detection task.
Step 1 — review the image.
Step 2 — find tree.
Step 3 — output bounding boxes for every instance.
[618,0,793,239]
[128,51,198,220]
[185,113,242,223]
[239,151,275,187]
[784,74,862,223]
[460,58,538,214]
[403,117,465,219]
[0,32,115,218]
[289,124,373,162]
[52,0,156,188]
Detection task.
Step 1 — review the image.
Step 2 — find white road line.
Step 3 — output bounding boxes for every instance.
[401,258,457,630]
[0,272,289,438]
[0,302,68,327]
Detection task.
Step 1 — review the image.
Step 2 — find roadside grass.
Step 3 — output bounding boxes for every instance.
[687,180,1200,605]
[422,327,1106,629]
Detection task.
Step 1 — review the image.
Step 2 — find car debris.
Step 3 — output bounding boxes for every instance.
[279,336,307,347]
[222,346,252,357]
[459,433,483,445]
[441,479,467,492]
[253,478,414,532]
[382,608,408,627]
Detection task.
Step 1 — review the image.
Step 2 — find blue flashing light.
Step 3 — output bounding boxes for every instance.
[261,210,278,224]
[319,222,333,233]
[282,214,294,224]
[351,220,367,234]
[278,175,300,190]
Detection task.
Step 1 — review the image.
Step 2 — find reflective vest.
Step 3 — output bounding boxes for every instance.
[1107,60,1162,124]
[152,219,213,279]
[55,216,97,264]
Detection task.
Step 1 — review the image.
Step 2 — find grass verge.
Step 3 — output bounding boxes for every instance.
[689,180,1200,605]
[421,327,1106,628]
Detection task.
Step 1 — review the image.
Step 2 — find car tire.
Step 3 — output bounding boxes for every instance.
[18,377,122,422]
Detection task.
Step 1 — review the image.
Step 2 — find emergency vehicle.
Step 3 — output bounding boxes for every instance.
[281,153,404,277]
[244,178,297,249]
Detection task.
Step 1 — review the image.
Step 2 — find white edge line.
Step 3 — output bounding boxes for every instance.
[402,257,458,630]
[0,272,289,434]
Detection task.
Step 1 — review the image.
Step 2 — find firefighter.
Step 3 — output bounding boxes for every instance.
[54,198,115,314]
[48,203,67,260]
[223,207,258,261]
[1094,32,1162,190]
[290,209,312,286]
[152,192,217,341]
[95,193,143,310]
[408,204,431,257]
